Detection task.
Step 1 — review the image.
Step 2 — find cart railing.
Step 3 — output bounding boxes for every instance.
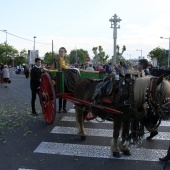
[45,69,106,93]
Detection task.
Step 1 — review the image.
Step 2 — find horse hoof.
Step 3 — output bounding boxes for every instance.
[123,150,131,156]
[81,136,86,141]
[113,152,121,158]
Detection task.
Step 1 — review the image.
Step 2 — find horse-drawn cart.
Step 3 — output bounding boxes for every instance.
[39,68,170,159]
[39,69,122,125]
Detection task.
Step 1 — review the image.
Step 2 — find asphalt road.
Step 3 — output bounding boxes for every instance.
[0,71,169,170]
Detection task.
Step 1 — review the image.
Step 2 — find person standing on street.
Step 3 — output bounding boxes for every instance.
[2,65,10,88]
[138,59,150,76]
[58,47,70,113]
[159,144,170,161]
[86,64,94,71]
[30,58,42,116]
[138,59,158,139]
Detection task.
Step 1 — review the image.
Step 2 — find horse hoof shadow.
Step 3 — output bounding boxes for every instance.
[81,136,86,141]
[113,152,121,158]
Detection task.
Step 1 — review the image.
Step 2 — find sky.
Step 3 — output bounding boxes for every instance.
[0,0,170,61]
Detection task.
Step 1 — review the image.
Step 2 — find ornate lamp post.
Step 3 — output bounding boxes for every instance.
[109,14,121,66]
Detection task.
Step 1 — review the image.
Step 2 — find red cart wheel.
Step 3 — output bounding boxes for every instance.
[39,72,56,125]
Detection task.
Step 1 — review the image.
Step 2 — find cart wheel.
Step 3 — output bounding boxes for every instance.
[39,72,56,125]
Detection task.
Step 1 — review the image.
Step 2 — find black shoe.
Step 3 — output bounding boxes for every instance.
[63,108,67,113]
[159,155,170,161]
[147,131,158,140]
[32,111,39,116]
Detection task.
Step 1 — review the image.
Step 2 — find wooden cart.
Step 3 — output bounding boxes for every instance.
[39,69,122,125]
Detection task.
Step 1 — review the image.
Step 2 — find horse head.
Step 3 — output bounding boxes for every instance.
[155,75,170,118]
[134,75,170,132]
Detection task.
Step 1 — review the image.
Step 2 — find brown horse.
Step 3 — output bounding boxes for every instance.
[74,74,170,157]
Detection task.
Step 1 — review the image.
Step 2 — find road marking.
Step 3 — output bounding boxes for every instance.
[61,116,170,126]
[18,169,36,170]
[34,142,166,162]
[51,126,170,140]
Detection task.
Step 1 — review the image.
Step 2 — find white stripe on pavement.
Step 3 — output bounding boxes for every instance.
[51,126,170,140]
[18,169,36,170]
[61,116,170,126]
[34,142,166,162]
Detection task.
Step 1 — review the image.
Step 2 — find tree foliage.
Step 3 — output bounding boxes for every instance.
[0,42,18,64]
[116,45,126,62]
[69,49,88,64]
[92,46,109,64]
[14,49,28,65]
[44,52,55,65]
[148,47,168,66]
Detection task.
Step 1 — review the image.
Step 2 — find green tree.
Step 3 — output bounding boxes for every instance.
[148,47,167,66]
[92,46,109,64]
[44,52,54,65]
[14,49,28,65]
[69,49,88,64]
[0,42,18,64]
[116,45,126,62]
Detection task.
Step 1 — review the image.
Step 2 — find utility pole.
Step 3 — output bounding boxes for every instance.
[109,14,121,66]
[3,30,7,64]
[33,36,36,51]
[75,47,77,63]
[52,40,54,59]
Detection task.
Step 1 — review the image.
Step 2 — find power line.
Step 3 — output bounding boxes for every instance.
[0,30,51,45]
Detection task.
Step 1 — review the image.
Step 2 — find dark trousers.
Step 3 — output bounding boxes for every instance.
[59,98,66,109]
[31,89,40,112]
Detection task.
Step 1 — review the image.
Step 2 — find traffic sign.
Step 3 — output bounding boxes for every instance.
[86,56,90,62]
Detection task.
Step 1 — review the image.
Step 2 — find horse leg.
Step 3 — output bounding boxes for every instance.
[111,117,122,158]
[119,120,131,156]
[131,119,140,145]
[75,106,88,140]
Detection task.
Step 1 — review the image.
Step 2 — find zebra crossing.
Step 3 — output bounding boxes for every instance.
[33,111,170,163]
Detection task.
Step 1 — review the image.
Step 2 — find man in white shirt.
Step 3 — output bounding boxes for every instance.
[86,64,94,71]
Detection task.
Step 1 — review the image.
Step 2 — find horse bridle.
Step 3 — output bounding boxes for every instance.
[148,77,170,113]
[143,77,170,131]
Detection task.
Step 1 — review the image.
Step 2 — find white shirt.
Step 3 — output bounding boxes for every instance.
[86,67,94,71]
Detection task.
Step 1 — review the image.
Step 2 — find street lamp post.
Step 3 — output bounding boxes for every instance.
[109,14,121,66]
[160,36,170,68]
[136,49,142,59]
[33,36,36,51]
[3,30,7,64]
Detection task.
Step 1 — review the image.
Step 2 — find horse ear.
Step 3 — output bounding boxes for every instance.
[157,75,164,86]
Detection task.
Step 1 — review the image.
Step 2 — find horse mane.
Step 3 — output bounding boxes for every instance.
[134,76,152,108]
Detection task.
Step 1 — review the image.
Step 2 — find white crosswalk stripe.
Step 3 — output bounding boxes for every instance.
[61,116,170,126]
[51,126,170,140]
[34,114,170,162]
[34,142,166,162]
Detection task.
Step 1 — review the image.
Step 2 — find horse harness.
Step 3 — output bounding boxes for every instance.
[146,77,170,117]
[89,74,136,110]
